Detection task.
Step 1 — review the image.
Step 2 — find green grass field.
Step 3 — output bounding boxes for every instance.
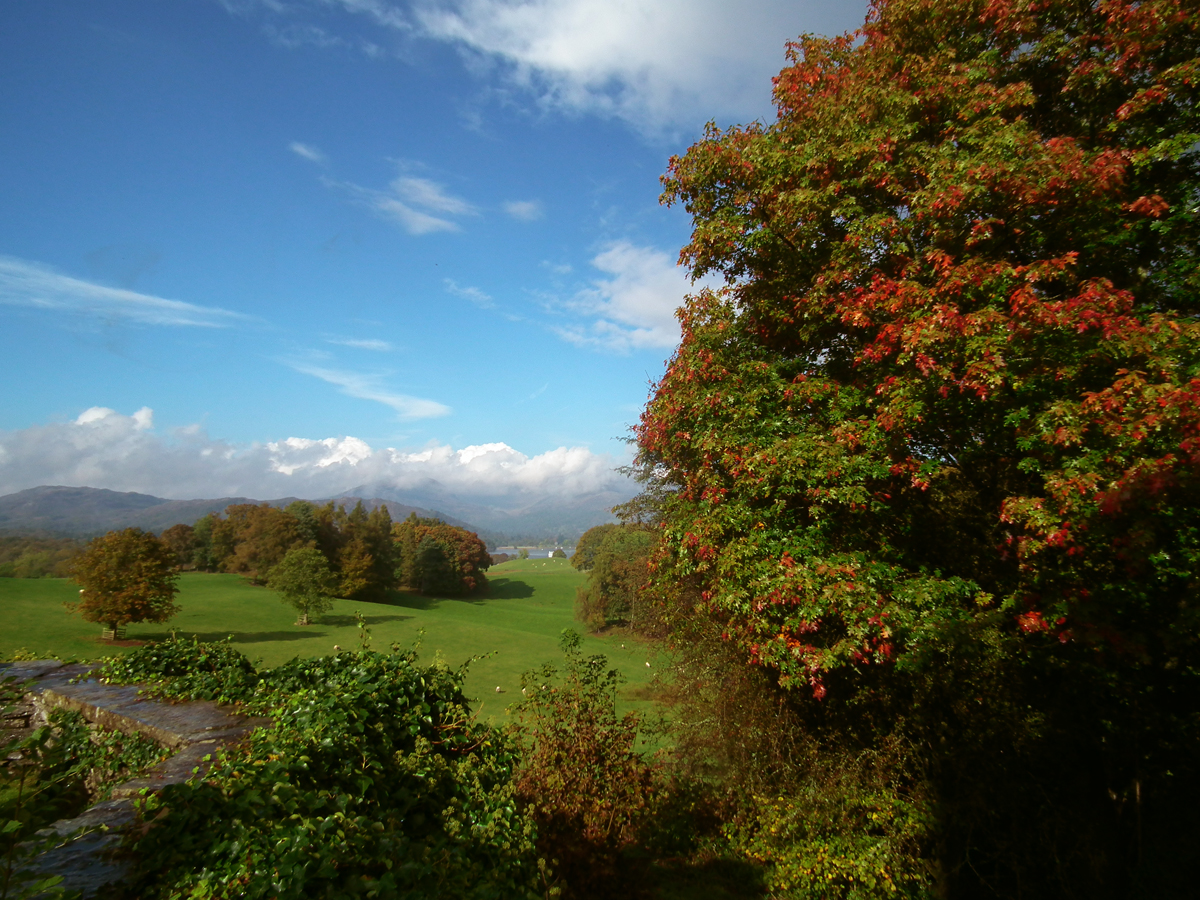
[0,558,660,722]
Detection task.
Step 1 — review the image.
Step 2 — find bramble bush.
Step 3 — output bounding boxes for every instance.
[508,631,658,897]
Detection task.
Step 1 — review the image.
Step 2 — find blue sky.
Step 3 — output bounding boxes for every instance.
[0,0,867,503]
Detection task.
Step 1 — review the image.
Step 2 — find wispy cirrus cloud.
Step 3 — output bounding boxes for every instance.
[289,141,327,163]
[393,176,477,216]
[0,255,248,328]
[504,199,543,221]
[325,336,393,351]
[266,22,385,56]
[323,173,478,235]
[286,360,451,419]
[444,278,493,308]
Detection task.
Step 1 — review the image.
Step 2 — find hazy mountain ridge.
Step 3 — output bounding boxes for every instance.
[0,484,625,545]
[0,486,276,536]
[0,486,460,539]
[340,482,629,545]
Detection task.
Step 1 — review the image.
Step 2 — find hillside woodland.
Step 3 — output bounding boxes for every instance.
[170,502,490,599]
[0,536,80,578]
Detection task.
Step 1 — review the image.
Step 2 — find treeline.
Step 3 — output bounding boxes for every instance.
[571,523,656,632]
[163,501,490,599]
[0,535,81,578]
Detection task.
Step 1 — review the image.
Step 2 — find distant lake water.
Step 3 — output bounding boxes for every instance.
[492,547,573,559]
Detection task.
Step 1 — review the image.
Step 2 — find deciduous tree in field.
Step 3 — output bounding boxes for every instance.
[215,503,304,583]
[570,523,619,571]
[268,546,338,626]
[159,523,196,568]
[392,514,491,595]
[574,525,656,632]
[70,528,180,636]
[334,501,397,601]
[638,0,1200,893]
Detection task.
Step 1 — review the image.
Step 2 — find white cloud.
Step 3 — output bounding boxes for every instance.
[326,336,393,351]
[222,1,868,134]
[76,406,154,432]
[392,176,477,216]
[557,240,709,351]
[323,174,476,235]
[0,408,629,504]
[289,141,326,163]
[262,18,386,56]
[411,0,867,133]
[444,278,493,308]
[286,361,452,418]
[504,199,543,221]
[0,255,248,328]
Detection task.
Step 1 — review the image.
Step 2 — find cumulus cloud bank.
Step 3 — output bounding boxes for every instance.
[0,407,629,505]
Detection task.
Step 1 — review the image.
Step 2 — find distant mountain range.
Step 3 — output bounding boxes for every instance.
[0,484,625,546]
[338,481,631,546]
[0,486,469,539]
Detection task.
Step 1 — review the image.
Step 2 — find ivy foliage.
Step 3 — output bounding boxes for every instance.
[638,0,1200,894]
[96,640,541,900]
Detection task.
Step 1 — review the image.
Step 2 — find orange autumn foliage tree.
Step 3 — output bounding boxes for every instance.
[70,528,180,634]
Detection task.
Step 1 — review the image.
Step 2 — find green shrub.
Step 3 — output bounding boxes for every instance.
[93,635,259,705]
[722,772,933,899]
[509,630,658,898]
[107,642,541,899]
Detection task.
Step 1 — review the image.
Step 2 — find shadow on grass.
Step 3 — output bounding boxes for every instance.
[621,682,670,703]
[381,590,490,610]
[485,578,536,600]
[134,630,330,644]
[382,592,441,611]
[318,614,413,628]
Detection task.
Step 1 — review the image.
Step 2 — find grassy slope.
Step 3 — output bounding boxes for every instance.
[0,558,659,722]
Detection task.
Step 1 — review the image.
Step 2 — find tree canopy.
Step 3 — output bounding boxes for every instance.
[571,524,620,571]
[188,500,399,600]
[393,514,491,596]
[268,546,339,626]
[636,0,1200,893]
[574,525,656,632]
[70,528,181,633]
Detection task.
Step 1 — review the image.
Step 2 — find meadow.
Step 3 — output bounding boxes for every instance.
[0,558,660,723]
